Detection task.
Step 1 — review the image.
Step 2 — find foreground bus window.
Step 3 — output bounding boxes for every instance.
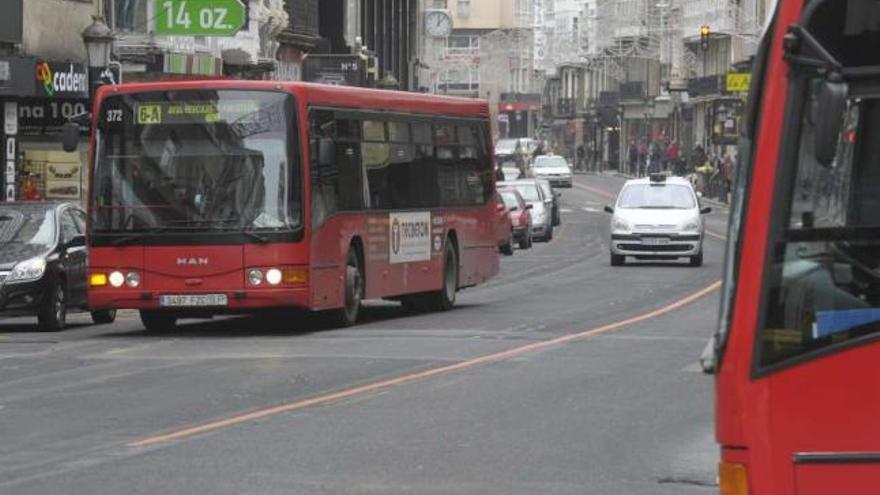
[92,91,301,242]
[758,75,880,370]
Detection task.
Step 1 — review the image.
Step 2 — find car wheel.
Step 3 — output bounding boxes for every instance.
[328,248,364,327]
[525,230,533,249]
[501,231,515,256]
[37,281,67,332]
[610,253,625,266]
[423,240,458,312]
[91,309,117,325]
[140,311,177,332]
[690,251,704,267]
[545,225,554,241]
[518,232,529,250]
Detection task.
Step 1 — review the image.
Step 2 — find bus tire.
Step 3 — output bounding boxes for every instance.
[91,309,117,325]
[424,239,458,312]
[140,311,177,332]
[328,248,364,327]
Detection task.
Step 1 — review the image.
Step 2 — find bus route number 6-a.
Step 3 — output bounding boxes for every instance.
[138,105,162,125]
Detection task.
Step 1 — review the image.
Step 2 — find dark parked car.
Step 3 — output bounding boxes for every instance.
[0,202,116,331]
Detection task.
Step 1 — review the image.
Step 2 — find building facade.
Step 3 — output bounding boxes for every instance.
[1,0,98,205]
[422,0,541,138]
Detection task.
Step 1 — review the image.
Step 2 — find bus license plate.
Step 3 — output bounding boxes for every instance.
[642,238,671,246]
[159,294,228,307]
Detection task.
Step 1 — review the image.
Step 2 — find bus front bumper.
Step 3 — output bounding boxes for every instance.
[89,287,311,313]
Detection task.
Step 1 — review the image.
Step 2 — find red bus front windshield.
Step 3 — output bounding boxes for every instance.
[90,90,301,245]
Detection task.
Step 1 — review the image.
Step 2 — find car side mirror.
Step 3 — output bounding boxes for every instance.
[61,122,80,152]
[604,205,614,214]
[813,75,848,167]
[700,207,712,215]
[525,204,534,210]
[496,203,506,212]
[66,234,86,248]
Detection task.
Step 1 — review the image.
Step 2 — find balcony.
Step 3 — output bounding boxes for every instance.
[620,81,645,102]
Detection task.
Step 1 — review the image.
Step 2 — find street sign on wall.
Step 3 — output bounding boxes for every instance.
[153,0,246,36]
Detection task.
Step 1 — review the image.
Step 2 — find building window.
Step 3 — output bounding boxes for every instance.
[445,35,479,57]
[457,0,471,18]
[432,0,447,8]
[106,0,148,32]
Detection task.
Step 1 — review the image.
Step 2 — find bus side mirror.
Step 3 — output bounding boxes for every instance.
[61,122,80,152]
[813,76,848,167]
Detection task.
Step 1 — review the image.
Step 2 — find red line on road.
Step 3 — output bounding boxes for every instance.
[127,280,723,449]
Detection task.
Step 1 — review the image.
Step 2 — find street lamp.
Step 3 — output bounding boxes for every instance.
[81,16,115,96]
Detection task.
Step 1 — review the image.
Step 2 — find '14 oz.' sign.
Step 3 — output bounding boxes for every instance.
[154,0,247,36]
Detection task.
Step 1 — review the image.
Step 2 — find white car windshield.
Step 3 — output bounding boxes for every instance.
[617,184,696,209]
[511,184,541,202]
[534,156,566,169]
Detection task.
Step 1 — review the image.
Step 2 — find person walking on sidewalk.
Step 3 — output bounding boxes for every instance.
[665,140,680,174]
[627,139,639,176]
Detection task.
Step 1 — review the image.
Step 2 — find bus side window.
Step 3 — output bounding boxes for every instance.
[309,110,336,227]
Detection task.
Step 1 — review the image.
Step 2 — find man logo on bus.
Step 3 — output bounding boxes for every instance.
[391,218,401,255]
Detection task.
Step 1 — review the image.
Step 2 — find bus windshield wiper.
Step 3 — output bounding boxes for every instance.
[111,227,169,246]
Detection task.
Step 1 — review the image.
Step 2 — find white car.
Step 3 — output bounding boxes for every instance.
[604,175,712,266]
[533,155,573,188]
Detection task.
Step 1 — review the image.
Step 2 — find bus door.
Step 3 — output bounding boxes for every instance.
[737,1,880,492]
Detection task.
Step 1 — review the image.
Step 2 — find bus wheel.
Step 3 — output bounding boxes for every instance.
[140,311,177,332]
[91,309,117,324]
[329,249,363,327]
[425,240,458,312]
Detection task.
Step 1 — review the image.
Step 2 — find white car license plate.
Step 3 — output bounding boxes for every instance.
[159,294,228,307]
[642,237,671,246]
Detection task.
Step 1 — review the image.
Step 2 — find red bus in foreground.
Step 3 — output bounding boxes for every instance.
[712,0,880,493]
[81,81,499,330]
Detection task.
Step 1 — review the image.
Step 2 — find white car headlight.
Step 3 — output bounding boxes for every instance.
[7,258,47,282]
[683,218,701,231]
[612,218,630,231]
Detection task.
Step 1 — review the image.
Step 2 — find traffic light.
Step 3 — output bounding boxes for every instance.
[700,25,710,51]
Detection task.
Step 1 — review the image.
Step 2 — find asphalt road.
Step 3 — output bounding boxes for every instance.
[0,174,728,495]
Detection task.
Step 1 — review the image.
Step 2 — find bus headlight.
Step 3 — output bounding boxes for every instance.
[126,272,141,288]
[248,269,263,286]
[266,268,282,286]
[109,271,125,288]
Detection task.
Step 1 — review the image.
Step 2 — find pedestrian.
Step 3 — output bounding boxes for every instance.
[627,139,639,176]
[648,141,663,175]
[665,140,680,174]
[576,145,585,172]
[638,140,648,177]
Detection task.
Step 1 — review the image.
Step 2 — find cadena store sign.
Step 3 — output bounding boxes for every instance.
[34,61,89,98]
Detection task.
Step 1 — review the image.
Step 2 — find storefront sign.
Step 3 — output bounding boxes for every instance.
[34,61,89,98]
[303,55,367,87]
[4,102,17,135]
[153,0,247,36]
[17,98,90,136]
[4,136,16,202]
[726,73,752,93]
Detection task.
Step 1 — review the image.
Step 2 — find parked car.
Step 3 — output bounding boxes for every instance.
[498,179,553,241]
[498,188,533,249]
[604,175,711,267]
[494,192,515,256]
[0,202,116,331]
[533,154,574,188]
[536,178,561,226]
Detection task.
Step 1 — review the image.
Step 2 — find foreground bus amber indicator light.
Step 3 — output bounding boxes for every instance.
[719,462,749,495]
[90,273,108,287]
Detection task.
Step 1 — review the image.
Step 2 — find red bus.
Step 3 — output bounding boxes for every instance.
[712,0,880,493]
[78,81,499,331]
